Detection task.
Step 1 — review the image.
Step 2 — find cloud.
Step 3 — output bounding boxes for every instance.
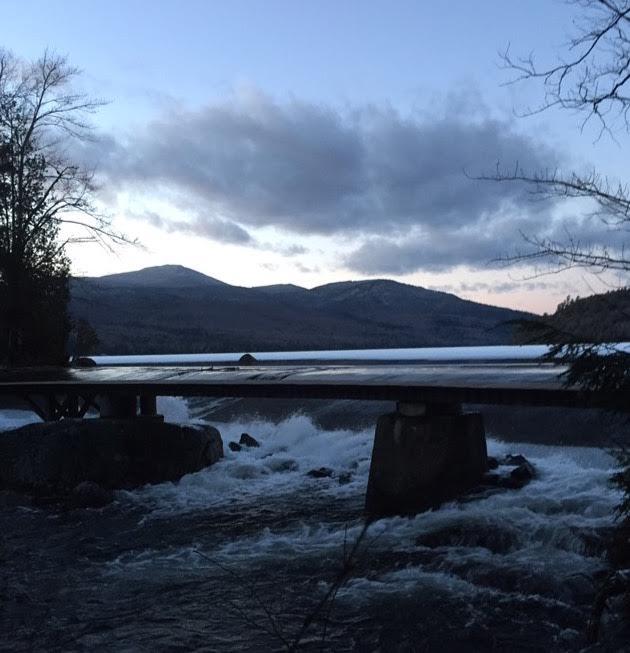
[430,280,555,295]
[343,202,630,275]
[294,261,319,274]
[98,89,572,272]
[344,209,543,273]
[131,210,252,245]
[260,242,308,256]
[130,211,310,257]
[457,280,552,293]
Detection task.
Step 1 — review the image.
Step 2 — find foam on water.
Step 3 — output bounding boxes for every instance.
[121,406,373,515]
[112,400,621,601]
[156,395,192,423]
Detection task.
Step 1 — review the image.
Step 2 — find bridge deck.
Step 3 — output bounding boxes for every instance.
[0,362,613,408]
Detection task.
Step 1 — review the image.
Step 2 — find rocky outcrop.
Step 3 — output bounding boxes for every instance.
[0,418,223,495]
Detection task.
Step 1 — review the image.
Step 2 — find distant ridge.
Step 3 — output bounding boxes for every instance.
[82,264,227,288]
[255,283,306,296]
[70,265,531,355]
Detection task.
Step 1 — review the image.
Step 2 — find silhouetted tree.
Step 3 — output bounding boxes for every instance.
[0,50,126,365]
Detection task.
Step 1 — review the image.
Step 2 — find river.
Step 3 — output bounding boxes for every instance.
[0,398,626,651]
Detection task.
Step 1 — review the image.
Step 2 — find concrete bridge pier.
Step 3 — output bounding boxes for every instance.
[98,394,136,418]
[97,393,162,419]
[365,402,487,516]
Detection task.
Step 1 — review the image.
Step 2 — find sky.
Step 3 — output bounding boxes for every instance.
[2,0,629,314]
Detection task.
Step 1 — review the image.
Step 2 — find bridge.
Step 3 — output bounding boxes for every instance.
[0,344,625,419]
[0,345,626,515]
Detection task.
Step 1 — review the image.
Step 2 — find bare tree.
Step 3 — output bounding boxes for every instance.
[0,49,129,365]
[484,0,630,276]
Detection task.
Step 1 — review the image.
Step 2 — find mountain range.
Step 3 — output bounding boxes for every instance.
[70,265,531,355]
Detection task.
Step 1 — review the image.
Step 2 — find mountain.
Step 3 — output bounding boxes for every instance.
[70,266,532,355]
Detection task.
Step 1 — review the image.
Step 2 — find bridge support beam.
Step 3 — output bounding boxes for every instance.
[365,402,487,517]
[139,394,157,417]
[94,393,163,420]
[98,394,138,419]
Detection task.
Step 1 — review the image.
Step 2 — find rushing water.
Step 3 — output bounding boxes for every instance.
[0,398,627,652]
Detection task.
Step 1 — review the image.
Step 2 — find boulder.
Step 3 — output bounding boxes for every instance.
[0,418,223,493]
[487,456,499,470]
[480,458,536,490]
[510,461,536,486]
[239,432,260,448]
[228,441,242,452]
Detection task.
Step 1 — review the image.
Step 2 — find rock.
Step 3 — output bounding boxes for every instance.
[486,456,499,470]
[238,353,257,365]
[0,418,223,493]
[480,455,536,489]
[239,432,260,448]
[338,472,353,485]
[480,458,536,490]
[307,467,334,479]
[70,481,114,509]
[503,454,528,466]
[73,356,97,368]
[228,441,242,452]
[510,461,536,485]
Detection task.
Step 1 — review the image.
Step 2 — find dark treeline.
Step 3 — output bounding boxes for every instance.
[515,290,630,345]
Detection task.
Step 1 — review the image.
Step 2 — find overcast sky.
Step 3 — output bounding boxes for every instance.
[2,0,628,313]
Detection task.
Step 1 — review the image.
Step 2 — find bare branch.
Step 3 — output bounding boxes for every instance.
[501,0,630,131]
